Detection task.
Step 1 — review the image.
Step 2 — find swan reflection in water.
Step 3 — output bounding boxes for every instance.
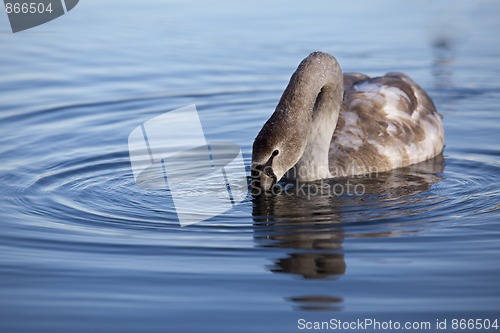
[252,154,444,311]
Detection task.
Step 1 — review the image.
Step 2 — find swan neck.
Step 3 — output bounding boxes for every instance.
[282,53,344,181]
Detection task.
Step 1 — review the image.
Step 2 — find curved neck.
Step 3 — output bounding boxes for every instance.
[281,52,344,181]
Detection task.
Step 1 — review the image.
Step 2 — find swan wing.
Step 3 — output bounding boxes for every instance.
[329,72,444,176]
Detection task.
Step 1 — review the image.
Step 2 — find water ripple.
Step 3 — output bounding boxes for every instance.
[0,75,498,276]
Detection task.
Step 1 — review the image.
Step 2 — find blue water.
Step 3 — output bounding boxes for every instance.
[1,1,499,332]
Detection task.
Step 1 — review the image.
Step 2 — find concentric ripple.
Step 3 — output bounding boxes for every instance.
[1,89,498,257]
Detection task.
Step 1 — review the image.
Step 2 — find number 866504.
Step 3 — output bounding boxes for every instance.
[5,2,54,14]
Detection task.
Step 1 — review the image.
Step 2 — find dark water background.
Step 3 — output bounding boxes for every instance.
[0,1,499,332]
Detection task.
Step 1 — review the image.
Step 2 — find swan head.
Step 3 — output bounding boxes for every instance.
[251,110,310,194]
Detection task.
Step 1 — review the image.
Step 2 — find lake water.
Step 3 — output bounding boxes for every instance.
[1,1,499,332]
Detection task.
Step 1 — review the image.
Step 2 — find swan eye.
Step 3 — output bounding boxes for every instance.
[272,149,279,157]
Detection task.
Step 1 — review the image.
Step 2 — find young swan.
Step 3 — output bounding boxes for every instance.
[251,51,444,193]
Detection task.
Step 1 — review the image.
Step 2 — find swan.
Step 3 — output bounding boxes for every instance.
[251,51,444,192]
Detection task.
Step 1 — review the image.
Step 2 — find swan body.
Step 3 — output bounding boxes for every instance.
[252,51,444,191]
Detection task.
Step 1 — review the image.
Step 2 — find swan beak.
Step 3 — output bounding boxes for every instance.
[251,165,277,195]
